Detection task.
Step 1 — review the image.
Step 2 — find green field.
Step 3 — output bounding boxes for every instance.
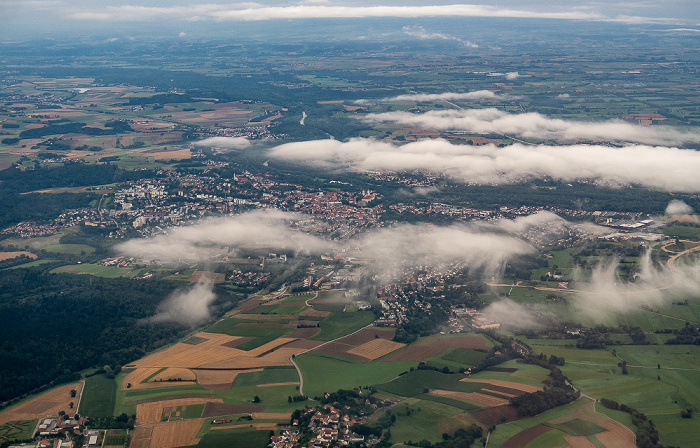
[309,311,376,341]
[51,263,136,278]
[523,341,700,447]
[390,399,473,445]
[296,352,414,398]
[377,370,484,398]
[662,225,700,239]
[80,374,117,418]
[103,429,127,445]
[232,367,299,387]
[185,428,270,448]
[44,243,95,255]
[0,420,36,442]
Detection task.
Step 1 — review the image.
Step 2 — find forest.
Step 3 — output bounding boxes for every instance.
[0,268,238,402]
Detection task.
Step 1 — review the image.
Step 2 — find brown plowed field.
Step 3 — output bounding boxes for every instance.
[0,251,36,261]
[150,368,196,382]
[460,378,542,393]
[0,383,82,424]
[484,384,525,398]
[471,405,519,427]
[221,337,255,348]
[430,390,509,407]
[287,327,320,338]
[596,420,636,448]
[299,308,330,318]
[201,402,264,418]
[500,424,551,448]
[565,435,597,448]
[137,398,222,424]
[347,339,405,360]
[283,339,324,350]
[382,335,487,362]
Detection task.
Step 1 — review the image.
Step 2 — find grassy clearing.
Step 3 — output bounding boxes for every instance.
[309,311,376,341]
[6,259,57,269]
[416,393,480,411]
[186,428,270,448]
[467,360,550,387]
[662,225,700,239]
[103,430,126,445]
[44,243,95,255]
[233,368,298,387]
[525,428,567,448]
[51,263,136,278]
[377,370,483,398]
[215,384,300,411]
[549,418,605,436]
[487,398,589,447]
[296,352,414,399]
[390,399,470,445]
[0,420,36,442]
[79,374,117,418]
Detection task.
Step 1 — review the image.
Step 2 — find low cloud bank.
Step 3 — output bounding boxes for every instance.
[377,90,497,103]
[665,199,694,216]
[141,282,217,327]
[193,137,251,149]
[573,251,700,321]
[362,108,700,146]
[268,138,700,192]
[402,25,478,48]
[355,223,534,277]
[116,209,332,264]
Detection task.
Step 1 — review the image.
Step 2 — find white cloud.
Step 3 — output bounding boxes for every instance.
[356,223,534,277]
[193,136,251,149]
[362,108,700,146]
[378,90,497,103]
[268,138,700,192]
[116,209,333,264]
[402,25,478,48]
[665,199,694,216]
[63,3,686,25]
[556,93,571,99]
[142,282,217,327]
[505,71,519,80]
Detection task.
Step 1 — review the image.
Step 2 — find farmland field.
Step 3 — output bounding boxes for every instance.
[296,352,414,398]
[0,383,83,424]
[80,375,115,418]
[0,420,37,442]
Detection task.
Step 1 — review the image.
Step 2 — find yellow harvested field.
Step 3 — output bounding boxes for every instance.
[246,338,297,357]
[596,421,636,448]
[256,382,299,388]
[346,338,405,360]
[460,378,542,393]
[199,346,301,369]
[251,412,292,420]
[140,148,192,160]
[150,368,196,382]
[131,332,247,368]
[0,383,82,425]
[0,251,36,261]
[137,398,222,424]
[430,389,509,407]
[135,419,204,448]
[565,435,597,448]
[122,368,162,390]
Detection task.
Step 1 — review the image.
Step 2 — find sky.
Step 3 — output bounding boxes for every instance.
[2,0,699,38]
